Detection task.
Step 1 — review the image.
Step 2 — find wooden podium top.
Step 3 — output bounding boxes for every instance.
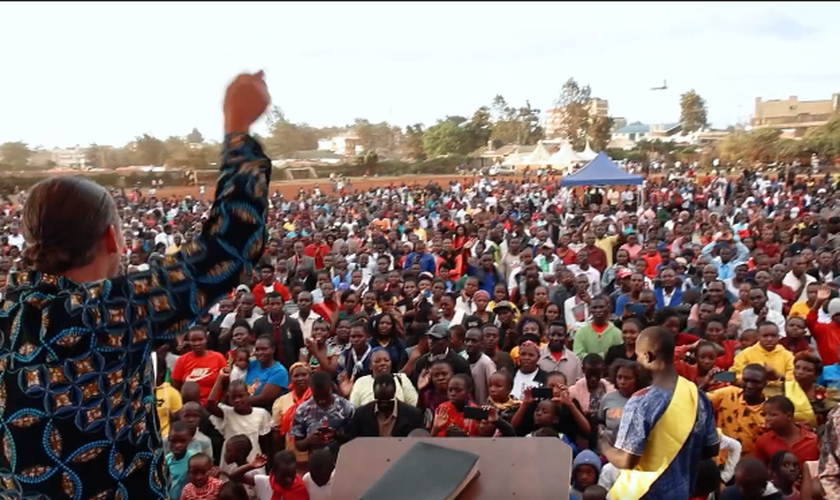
[332,437,573,500]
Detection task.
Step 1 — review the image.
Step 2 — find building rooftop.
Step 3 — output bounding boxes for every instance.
[614,124,650,134]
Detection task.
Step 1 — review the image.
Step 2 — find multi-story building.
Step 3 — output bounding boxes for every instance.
[544,98,610,139]
[752,94,839,138]
[51,147,87,169]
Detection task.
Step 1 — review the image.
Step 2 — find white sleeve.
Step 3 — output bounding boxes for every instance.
[253,474,273,500]
[220,313,235,329]
[719,433,742,484]
[258,408,272,436]
[209,404,231,433]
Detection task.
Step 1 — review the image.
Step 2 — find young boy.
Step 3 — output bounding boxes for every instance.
[165,401,214,459]
[180,453,224,500]
[570,450,601,500]
[303,449,335,500]
[754,396,819,467]
[155,352,183,437]
[217,435,258,499]
[720,457,785,500]
[582,485,608,500]
[165,421,197,500]
[231,451,309,500]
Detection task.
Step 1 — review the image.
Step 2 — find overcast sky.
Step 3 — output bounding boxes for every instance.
[1,2,838,148]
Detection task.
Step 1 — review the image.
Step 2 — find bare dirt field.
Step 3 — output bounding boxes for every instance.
[153,174,482,199]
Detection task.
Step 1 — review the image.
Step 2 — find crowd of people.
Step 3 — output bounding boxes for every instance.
[6,72,840,500]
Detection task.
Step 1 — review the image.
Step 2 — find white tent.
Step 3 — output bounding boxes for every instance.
[578,140,598,162]
[524,140,553,166]
[549,141,586,171]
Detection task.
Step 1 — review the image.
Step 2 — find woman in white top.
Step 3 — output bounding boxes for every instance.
[341,348,418,407]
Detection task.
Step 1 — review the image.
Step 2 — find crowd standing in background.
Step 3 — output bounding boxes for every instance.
[7,80,840,500]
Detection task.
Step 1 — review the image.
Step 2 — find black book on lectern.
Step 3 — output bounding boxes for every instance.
[359,441,480,500]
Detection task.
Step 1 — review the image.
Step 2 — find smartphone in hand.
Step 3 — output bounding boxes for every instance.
[531,387,554,400]
[712,371,736,383]
[463,406,490,421]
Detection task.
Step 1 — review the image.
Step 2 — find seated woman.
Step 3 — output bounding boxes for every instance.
[342,347,417,408]
[779,351,840,428]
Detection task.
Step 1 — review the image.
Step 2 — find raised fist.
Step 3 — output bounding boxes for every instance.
[224,71,271,133]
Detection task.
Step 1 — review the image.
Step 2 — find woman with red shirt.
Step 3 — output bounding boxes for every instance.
[171,325,228,404]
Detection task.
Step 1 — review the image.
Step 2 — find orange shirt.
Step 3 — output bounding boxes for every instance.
[171,351,228,404]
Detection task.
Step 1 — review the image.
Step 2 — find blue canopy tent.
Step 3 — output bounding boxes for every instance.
[560,152,644,187]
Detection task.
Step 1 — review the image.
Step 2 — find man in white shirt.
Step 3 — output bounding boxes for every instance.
[783,255,817,303]
[739,288,786,335]
[567,250,602,296]
[289,291,323,342]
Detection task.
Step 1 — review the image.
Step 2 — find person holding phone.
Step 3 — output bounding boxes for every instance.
[432,374,480,436]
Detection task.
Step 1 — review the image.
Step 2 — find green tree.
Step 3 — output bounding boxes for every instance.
[465,106,492,151]
[804,115,840,157]
[352,119,398,153]
[128,134,168,166]
[587,115,615,152]
[186,128,204,144]
[679,90,709,133]
[554,78,592,149]
[488,95,542,145]
[423,120,472,157]
[403,124,426,160]
[0,141,32,168]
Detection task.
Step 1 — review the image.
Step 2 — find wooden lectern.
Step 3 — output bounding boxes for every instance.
[332,437,573,499]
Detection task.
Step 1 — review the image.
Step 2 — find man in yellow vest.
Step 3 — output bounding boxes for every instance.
[599,326,720,500]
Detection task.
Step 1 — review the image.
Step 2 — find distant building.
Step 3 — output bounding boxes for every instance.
[315,135,362,156]
[608,122,681,150]
[51,147,87,169]
[612,117,628,131]
[752,93,840,138]
[544,98,610,139]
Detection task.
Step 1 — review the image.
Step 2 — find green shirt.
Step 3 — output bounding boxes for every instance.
[572,321,623,358]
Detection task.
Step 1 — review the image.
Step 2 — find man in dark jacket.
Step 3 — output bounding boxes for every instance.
[349,374,424,438]
[253,292,303,369]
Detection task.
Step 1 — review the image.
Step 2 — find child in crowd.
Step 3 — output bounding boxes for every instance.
[218,482,249,500]
[754,396,819,468]
[156,351,183,437]
[570,450,601,500]
[487,370,520,420]
[217,435,259,499]
[228,321,255,362]
[704,314,739,370]
[230,347,250,383]
[432,374,479,437]
[179,382,225,462]
[303,449,335,500]
[180,453,224,500]
[582,485,608,500]
[721,457,785,500]
[736,328,759,355]
[780,317,814,356]
[450,325,468,359]
[232,451,309,500]
[207,369,273,467]
[525,400,577,453]
[165,401,214,459]
[419,359,454,420]
[770,451,801,500]
[166,421,197,500]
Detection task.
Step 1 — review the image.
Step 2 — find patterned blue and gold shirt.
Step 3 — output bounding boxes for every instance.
[0,133,271,500]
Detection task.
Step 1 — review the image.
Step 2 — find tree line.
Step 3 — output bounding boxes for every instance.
[2,77,838,171]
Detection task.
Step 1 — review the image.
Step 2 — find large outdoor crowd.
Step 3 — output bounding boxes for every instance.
[8,126,840,500]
